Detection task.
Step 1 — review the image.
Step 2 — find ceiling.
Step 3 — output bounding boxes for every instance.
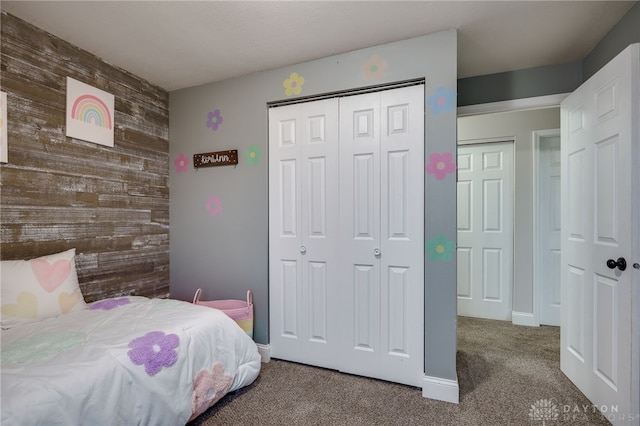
[2,1,636,92]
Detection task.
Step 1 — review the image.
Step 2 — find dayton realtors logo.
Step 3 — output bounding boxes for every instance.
[529,399,559,425]
[529,399,638,423]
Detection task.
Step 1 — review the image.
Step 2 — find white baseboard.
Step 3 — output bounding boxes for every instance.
[511,311,538,327]
[256,343,271,362]
[422,375,459,404]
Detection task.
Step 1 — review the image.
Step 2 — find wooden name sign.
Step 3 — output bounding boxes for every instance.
[193,149,238,169]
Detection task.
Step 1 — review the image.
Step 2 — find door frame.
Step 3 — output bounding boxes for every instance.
[457,94,569,327]
[532,128,561,327]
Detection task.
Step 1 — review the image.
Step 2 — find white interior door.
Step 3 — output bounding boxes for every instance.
[537,133,561,326]
[339,85,424,387]
[561,44,639,425]
[457,142,514,321]
[268,98,340,369]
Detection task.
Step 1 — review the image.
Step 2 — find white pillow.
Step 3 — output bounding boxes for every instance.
[1,248,87,329]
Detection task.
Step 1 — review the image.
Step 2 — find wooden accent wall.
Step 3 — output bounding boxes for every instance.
[0,12,170,301]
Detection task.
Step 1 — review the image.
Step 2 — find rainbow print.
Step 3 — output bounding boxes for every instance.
[71,94,112,129]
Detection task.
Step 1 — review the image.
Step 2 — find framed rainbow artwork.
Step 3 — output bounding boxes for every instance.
[65,77,115,147]
[1,91,7,163]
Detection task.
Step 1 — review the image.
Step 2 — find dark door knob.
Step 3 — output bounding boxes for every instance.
[606,257,627,271]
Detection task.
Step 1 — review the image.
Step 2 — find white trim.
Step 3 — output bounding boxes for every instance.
[511,311,538,327]
[422,375,459,404]
[457,93,570,117]
[256,343,271,362]
[533,129,561,328]
[457,136,514,146]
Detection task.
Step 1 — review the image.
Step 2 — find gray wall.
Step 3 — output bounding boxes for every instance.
[457,62,581,107]
[458,1,640,106]
[583,1,640,80]
[170,30,459,381]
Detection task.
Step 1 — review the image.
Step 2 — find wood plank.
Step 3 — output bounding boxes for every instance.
[0,12,170,301]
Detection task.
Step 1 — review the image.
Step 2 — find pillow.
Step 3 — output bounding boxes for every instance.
[1,248,87,329]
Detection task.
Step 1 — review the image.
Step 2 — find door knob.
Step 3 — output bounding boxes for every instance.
[300,246,307,254]
[374,248,381,257]
[606,257,627,271]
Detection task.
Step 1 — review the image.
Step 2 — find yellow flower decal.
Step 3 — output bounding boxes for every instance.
[362,54,388,80]
[283,72,304,97]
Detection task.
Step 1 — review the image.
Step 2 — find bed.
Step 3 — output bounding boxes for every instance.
[1,249,261,425]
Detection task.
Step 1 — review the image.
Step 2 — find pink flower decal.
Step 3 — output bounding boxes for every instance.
[206,196,222,217]
[189,362,234,420]
[127,331,179,376]
[207,109,223,131]
[89,298,130,311]
[283,72,304,97]
[426,152,456,180]
[174,153,189,173]
[362,54,388,80]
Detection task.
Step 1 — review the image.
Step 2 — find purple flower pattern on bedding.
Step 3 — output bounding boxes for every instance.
[89,297,130,311]
[190,362,234,420]
[127,331,179,376]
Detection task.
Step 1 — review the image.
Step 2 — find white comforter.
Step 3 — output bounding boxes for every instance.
[1,296,261,425]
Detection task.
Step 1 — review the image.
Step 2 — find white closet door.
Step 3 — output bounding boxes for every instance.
[339,85,424,386]
[268,99,340,368]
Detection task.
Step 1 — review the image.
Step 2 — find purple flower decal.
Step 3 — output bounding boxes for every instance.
[427,86,457,115]
[89,298,130,311]
[206,196,222,217]
[127,331,179,376]
[174,153,189,173]
[426,152,456,180]
[207,109,223,131]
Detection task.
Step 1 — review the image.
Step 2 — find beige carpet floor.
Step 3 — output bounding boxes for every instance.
[188,316,611,425]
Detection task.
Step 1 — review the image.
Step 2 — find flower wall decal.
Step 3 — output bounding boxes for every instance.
[427,86,457,115]
[206,196,222,217]
[426,234,456,262]
[127,331,179,376]
[245,144,262,165]
[174,153,189,173]
[190,362,234,420]
[89,297,130,311]
[426,151,456,180]
[362,54,388,80]
[207,109,223,131]
[283,72,304,97]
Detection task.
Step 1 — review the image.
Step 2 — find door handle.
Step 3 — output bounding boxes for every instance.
[300,246,307,254]
[606,257,627,271]
[374,248,381,257]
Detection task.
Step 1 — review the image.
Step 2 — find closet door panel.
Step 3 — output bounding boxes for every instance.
[300,99,340,368]
[339,93,382,377]
[379,86,424,385]
[269,105,304,362]
[269,98,339,369]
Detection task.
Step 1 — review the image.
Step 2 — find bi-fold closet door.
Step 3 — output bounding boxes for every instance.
[268,85,424,387]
